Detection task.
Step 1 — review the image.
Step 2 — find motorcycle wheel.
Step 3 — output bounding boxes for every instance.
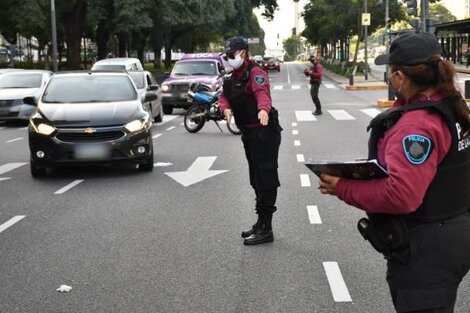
[184,105,206,133]
[226,115,241,135]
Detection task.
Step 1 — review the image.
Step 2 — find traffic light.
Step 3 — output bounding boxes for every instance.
[386,18,392,36]
[406,0,418,16]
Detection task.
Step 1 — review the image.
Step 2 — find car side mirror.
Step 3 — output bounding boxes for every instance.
[144,92,157,102]
[164,72,170,78]
[23,96,37,106]
[148,85,159,91]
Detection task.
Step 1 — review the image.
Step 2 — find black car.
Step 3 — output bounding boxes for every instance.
[26,72,156,177]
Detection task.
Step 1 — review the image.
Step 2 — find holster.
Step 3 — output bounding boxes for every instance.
[357,213,409,257]
[268,107,283,134]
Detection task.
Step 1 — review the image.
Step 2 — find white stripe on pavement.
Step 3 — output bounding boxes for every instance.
[0,216,26,234]
[323,262,352,302]
[152,133,162,139]
[296,154,305,163]
[294,140,301,146]
[54,180,84,194]
[307,205,322,224]
[292,130,299,135]
[0,163,27,175]
[273,85,283,90]
[328,110,355,120]
[6,137,23,143]
[300,174,311,187]
[291,122,297,127]
[291,85,301,90]
[324,83,337,89]
[361,108,382,118]
[295,111,317,122]
[166,126,176,131]
[0,127,5,130]
[0,178,11,182]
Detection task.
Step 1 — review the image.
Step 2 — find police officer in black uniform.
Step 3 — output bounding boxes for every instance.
[219,37,282,245]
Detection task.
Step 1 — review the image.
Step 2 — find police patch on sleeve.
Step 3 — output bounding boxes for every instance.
[254,75,266,85]
[402,134,432,165]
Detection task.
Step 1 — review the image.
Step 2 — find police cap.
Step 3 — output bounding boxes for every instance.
[224,37,248,54]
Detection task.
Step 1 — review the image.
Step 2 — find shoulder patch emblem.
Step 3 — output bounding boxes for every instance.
[402,134,432,165]
[254,75,266,85]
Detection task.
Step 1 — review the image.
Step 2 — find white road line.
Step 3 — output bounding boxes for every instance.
[291,85,301,90]
[154,162,172,167]
[180,122,184,126]
[152,133,162,139]
[307,205,322,224]
[292,130,299,135]
[0,177,11,182]
[273,85,283,90]
[328,110,355,120]
[54,180,84,195]
[323,262,352,302]
[300,174,311,187]
[0,163,27,175]
[0,215,26,234]
[287,64,291,84]
[6,137,23,143]
[295,110,317,122]
[0,127,5,130]
[296,154,305,163]
[324,83,338,89]
[166,126,176,131]
[292,122,297,127]
[361,108,382,118]
[294,140,301,146]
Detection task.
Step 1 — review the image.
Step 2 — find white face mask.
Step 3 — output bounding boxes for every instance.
[228,53,244,70]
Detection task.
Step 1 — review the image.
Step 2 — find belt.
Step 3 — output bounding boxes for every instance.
[404,210,470,230]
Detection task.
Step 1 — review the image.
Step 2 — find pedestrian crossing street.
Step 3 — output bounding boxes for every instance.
[295,108,382,122]
[271,82,339,91]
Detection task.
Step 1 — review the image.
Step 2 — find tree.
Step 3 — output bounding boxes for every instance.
[283,35,301,61]
[429,3,456,24]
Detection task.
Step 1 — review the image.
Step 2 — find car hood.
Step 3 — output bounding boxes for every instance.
[0,88,41,100]
[164,75,219,85]
[38,100,143,127]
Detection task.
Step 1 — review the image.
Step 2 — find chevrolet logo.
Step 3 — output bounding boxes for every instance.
[84,128,96,134]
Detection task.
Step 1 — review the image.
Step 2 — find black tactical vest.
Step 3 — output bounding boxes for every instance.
[222,62,264,127]
[367,100,470,222]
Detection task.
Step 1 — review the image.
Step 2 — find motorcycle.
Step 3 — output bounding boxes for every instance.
[184,82,241,135]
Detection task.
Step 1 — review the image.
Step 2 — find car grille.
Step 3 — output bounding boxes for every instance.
[0,100,14,107]
[0,112,17,117]
[56,130,125,142]
[172,84,190,94]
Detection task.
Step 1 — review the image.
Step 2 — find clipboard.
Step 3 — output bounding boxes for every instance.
[305,159,388,180]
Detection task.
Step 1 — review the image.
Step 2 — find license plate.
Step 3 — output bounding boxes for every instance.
[75,144,110,160]
[0,108,9,116]
[180,93,187,99]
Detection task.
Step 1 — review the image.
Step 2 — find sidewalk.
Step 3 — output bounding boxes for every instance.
[322,68,388,91]
[454,62,470,74]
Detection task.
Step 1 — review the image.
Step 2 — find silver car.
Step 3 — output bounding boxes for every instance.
[0,70,52,120]
[127,71,163,122]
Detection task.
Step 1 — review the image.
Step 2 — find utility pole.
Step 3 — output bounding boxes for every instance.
[385,0,394,100]
[421,0,428,32]
[51,0,58,72]
[364,0,368,80]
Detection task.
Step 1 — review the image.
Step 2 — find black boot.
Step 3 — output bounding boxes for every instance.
[312,110,322,115]
[241,215,261,238]
[243,213,273,245]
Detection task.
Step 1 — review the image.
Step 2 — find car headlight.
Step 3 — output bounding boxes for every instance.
[30,120,56,136]
[124,119,148,133]
[162,85,170,92]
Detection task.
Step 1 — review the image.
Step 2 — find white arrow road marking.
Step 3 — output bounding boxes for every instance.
[328,110,355,120]
[296,154,305,163]
[323,262,352,302]
[0,163,27,175]
[300,174,311,187]
[361,108,382,118]
[307,205,322,224]
[154,162,173,167]
[165,156,227,187]
[0,216,26,234]
[54,180,84,194]
[295,110,317,122]
[6,137,23,143]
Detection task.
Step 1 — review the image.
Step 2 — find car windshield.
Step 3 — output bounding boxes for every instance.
[127,72,145,89]
[0,74,42,88]
[263,57,277,62]
[92,64,126,71]
[42,75,137,103]
[172,61,217,76]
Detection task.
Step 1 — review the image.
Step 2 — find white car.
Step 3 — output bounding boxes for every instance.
[127,71,163,122]
[0,70,52,120]
[91,58,144,71]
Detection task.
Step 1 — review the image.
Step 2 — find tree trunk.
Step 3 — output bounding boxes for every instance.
[117,33,127,57]
[164,30,173,69]
[96,20,110,60]
[62,0,87,70]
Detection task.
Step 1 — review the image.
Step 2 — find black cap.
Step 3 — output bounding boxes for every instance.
[375,32,443,66]
[224,37,248,54]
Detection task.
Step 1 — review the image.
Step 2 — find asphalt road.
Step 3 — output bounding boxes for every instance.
[1,62,469,313]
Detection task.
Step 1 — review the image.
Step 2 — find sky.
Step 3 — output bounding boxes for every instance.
[254,0,308,52]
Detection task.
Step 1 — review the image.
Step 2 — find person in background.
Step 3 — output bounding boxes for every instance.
[318,32,470,313]
[219,37,282,246]
[304,55,323,115]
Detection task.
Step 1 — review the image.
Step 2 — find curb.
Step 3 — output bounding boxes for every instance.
[345,85,388,91]
[377,99,394,108]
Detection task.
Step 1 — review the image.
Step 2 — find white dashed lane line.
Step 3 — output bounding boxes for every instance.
[6,137,23,143]
[0,178,11,182]
[291,122,297,127]
[323,262,352,302]
[0,163,28,175]
[0,127,5,130]
[292,130,299,135]
[294,140,301,146]
[300,174,311,187]
[152,133,162,139]
[307,205,322,224]
[54,180,84,195]
[166,126,176,131]
[296,154,305,163]
[0,216,26,234]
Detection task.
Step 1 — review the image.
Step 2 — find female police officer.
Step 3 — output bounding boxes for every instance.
[318,32,470,312]
[219,37,282,246]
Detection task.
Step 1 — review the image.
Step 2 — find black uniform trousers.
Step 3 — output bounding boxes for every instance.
[386,211,470,313]
[241,125,281,215]
[309,82,322,112]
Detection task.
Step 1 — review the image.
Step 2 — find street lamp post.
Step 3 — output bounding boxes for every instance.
[385,0,394,100]
[50,0,58,72]
[364,0,368,81]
